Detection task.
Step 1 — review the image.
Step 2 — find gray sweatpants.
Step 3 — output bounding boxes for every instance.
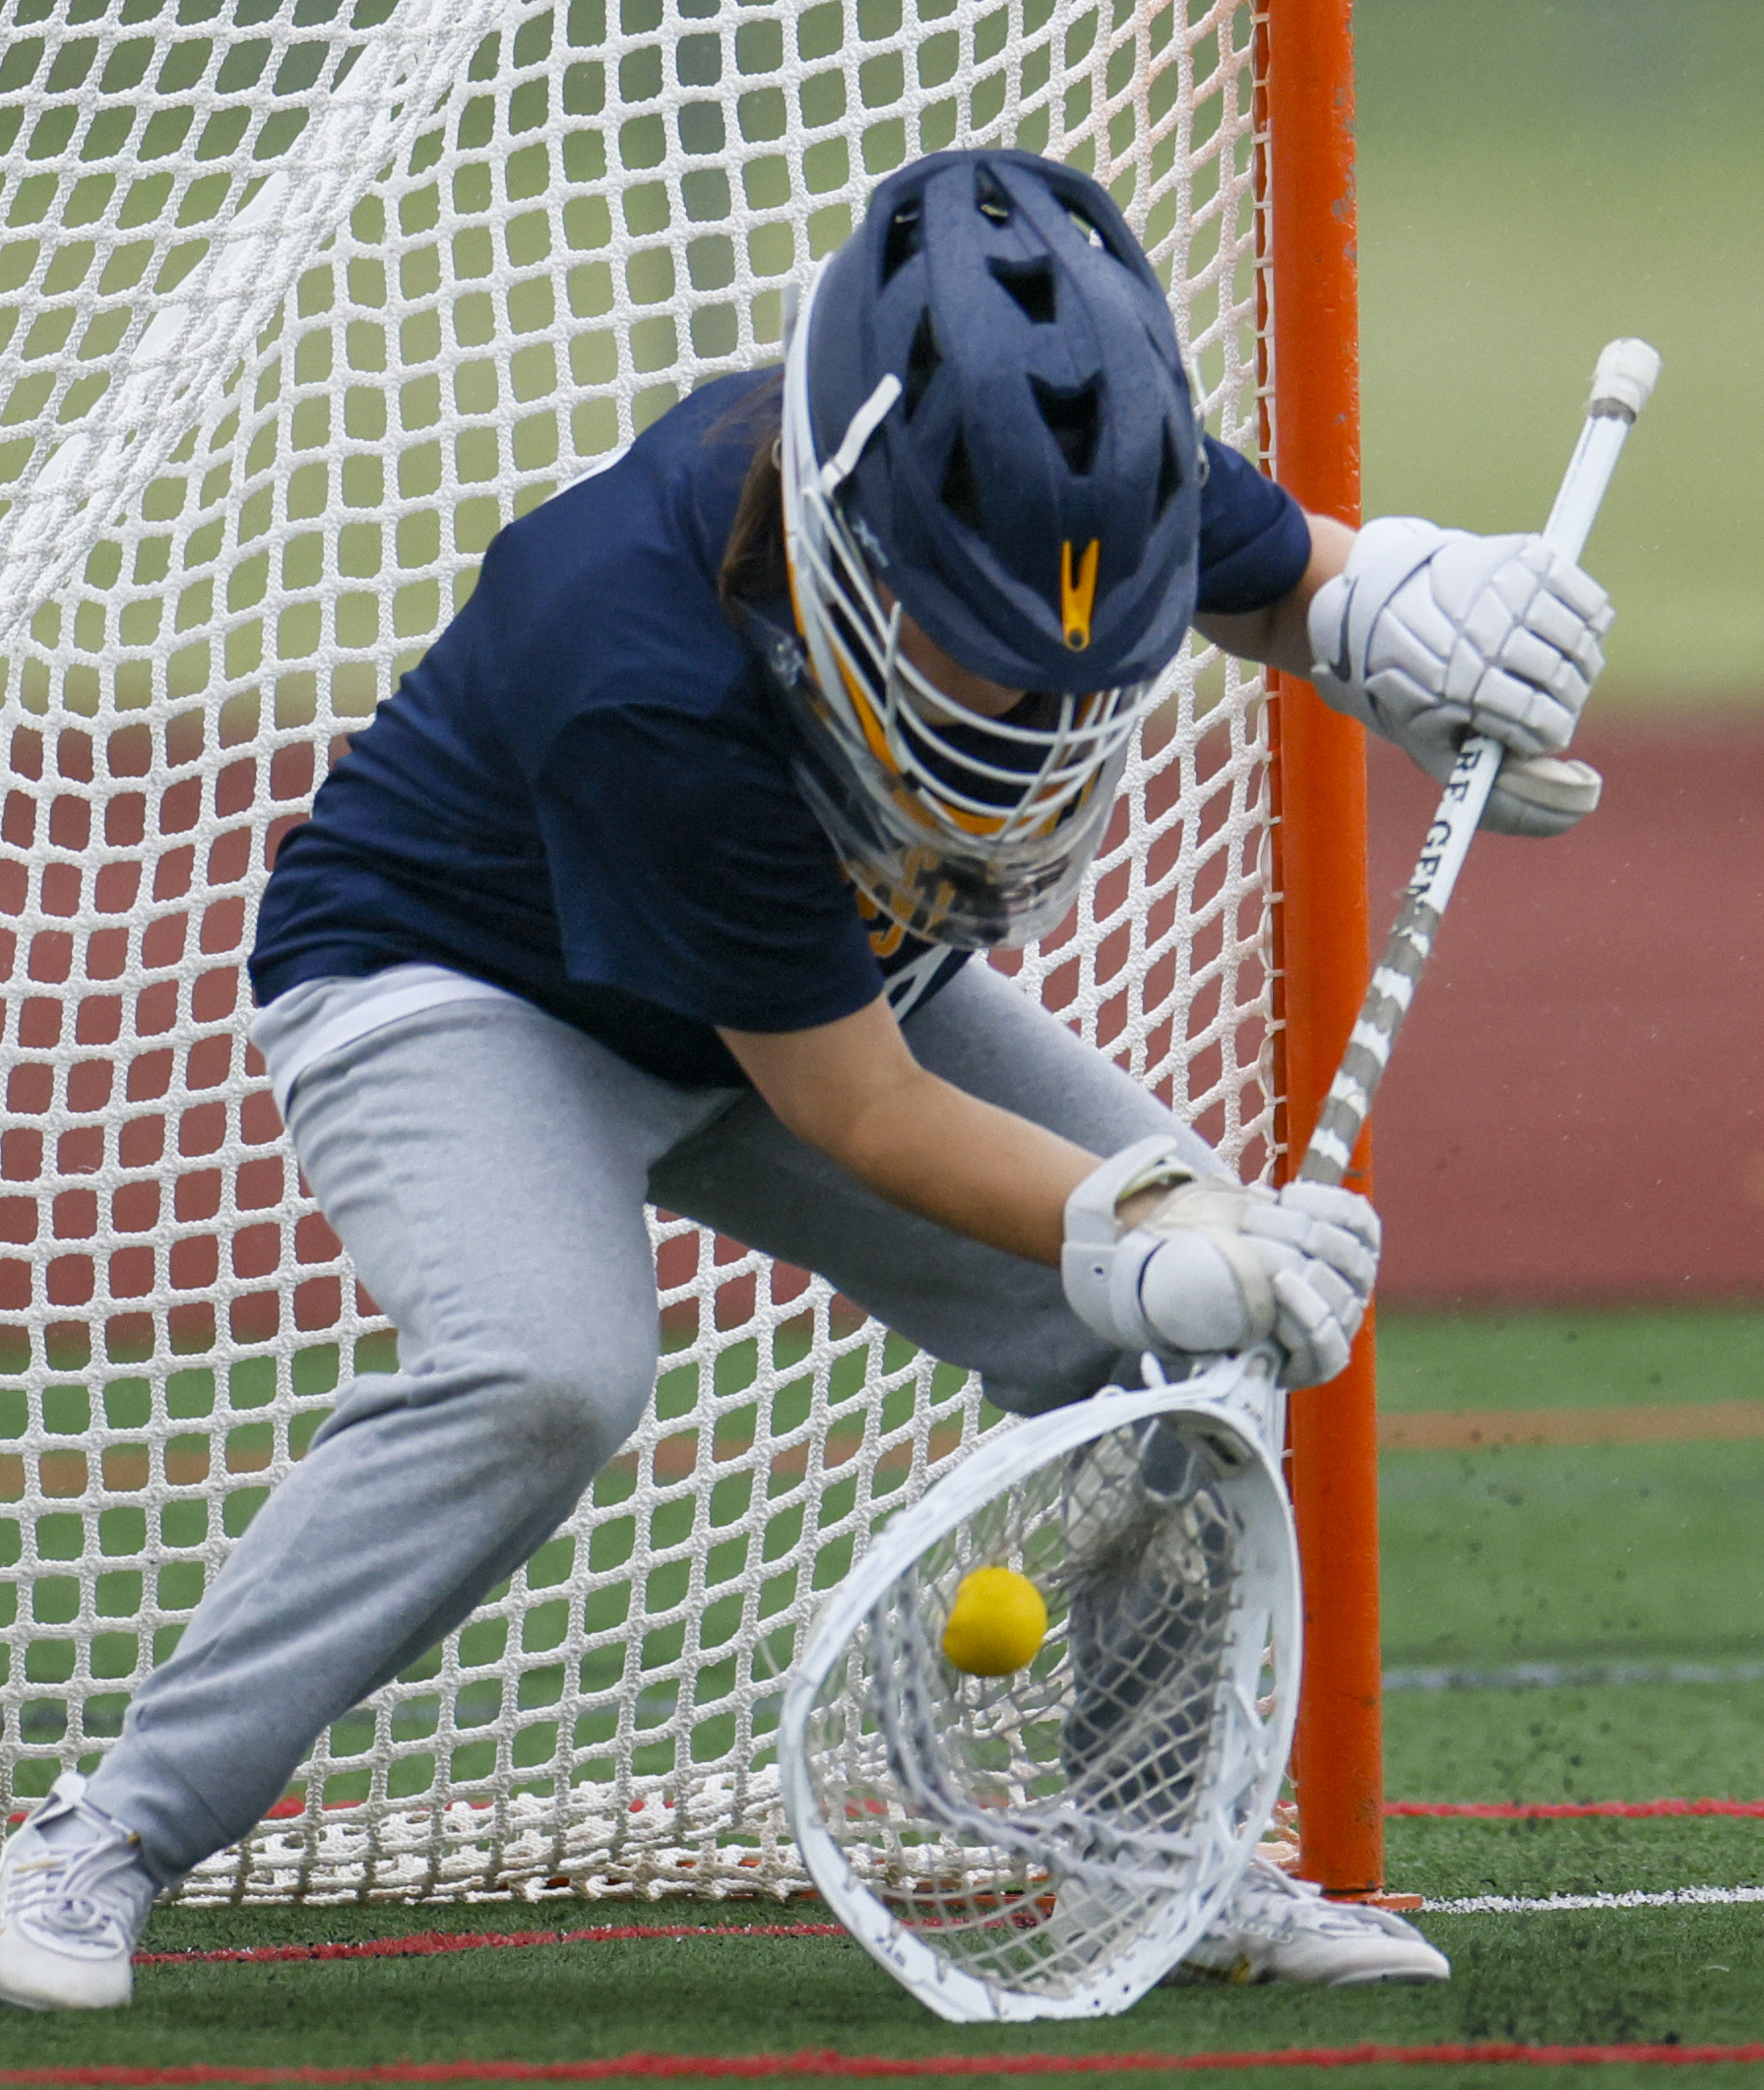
[84,963,1220,1883]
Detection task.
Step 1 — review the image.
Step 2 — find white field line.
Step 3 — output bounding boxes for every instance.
[1384,1660,1764,1692]
[1426,1885,1764,1915]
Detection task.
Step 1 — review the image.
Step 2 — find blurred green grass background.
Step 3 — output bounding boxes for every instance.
[1356,0,1764,701]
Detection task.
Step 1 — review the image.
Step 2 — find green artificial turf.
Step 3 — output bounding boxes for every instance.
[1375,1306,1764,1673]
[1380,1437,1764,1671]
[14,1299,1764,2084]
[13,1675,1764,2079]
[1386,1680,1764,1806]
[13,1308,1764,2079]
[0,1885,1761,2080]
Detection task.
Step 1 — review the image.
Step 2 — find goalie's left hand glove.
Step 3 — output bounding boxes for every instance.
[1306,517,1613,837]
[1062,1137,1380,1390]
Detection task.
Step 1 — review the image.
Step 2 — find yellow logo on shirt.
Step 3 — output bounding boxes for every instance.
[853,886,906,958]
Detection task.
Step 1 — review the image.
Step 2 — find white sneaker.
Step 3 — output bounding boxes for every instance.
[0,1772,158,2010]
[1176,1857,1450,1986]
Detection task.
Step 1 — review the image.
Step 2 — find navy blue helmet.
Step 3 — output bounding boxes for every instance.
[779,149,1205,948]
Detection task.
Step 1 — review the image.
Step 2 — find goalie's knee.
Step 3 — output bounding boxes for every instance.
[337,1320,658,1482]
[493,1336,656,1477]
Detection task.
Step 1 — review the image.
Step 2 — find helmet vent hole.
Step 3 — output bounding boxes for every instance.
[1155,420,1183,515]
[880,199,923,285]
[988,258,1056,324]
[903,309,942,420]
[1032,377,1101,476]
[1064,205,1129,268]
[939,432,984,533]
[974,165,1012,223]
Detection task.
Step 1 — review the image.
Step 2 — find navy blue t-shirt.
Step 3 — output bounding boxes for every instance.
[251,370,1310,1089]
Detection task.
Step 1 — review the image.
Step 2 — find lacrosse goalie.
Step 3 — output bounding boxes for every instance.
[1,148,1612,2009]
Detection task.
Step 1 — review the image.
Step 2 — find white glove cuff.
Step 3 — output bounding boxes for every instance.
[1061,1134,1198,1347]
[1306,572,1367,721]
[1306,516,1446,723]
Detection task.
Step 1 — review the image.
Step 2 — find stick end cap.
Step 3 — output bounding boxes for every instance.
[1590,338,1662,418]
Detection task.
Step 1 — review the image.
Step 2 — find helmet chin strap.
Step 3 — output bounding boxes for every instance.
[818,373,902,497]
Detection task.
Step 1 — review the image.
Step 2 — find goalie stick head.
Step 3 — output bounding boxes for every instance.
[775,150,1203,948]
[779,1367,1299,2022]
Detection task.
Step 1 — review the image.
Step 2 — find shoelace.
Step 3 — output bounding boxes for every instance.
[7,1828,148,1949]
[23,1885,118,1947]
[1225,1862,1380,1942]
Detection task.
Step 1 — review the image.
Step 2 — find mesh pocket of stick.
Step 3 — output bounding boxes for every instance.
[780,1367,1299,2023]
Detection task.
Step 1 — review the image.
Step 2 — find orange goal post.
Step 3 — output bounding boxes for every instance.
[0,0,1378,1901]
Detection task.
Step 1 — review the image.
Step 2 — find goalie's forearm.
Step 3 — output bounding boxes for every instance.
[719,1000,1096,1266]
[827,1069,1097,1266]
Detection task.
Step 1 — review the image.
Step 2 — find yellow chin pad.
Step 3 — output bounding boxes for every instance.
[1060,538,1100,651]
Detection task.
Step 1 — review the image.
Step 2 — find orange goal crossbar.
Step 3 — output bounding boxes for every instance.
[1257,0,1386,1897]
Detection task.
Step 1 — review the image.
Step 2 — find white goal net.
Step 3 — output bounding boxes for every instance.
[1,0,1276,1901]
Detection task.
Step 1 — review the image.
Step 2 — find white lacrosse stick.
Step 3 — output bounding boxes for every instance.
[1299,337,1662,1184]
[778,339,1660,2024]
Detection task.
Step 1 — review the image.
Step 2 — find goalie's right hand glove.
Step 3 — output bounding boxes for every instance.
[1061,1137,1380,1390]
[1305,517,1611,838]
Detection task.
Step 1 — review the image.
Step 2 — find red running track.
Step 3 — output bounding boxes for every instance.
[1366,714,1764,1304]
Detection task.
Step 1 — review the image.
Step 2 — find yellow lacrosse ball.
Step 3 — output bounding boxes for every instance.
[940,1566,1048,1677]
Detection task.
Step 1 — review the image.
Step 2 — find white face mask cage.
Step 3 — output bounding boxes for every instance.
[779,261,1164,943]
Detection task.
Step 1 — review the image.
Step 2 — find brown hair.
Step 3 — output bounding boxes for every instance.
[714,369,788,614]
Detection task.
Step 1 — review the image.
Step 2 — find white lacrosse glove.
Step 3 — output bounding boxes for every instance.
[1307,517,1613,838]
[1061,1137,1380,1390]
